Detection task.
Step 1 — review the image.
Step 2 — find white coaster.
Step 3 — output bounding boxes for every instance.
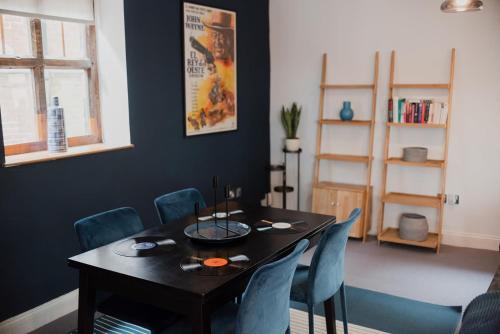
[272,222,292,229]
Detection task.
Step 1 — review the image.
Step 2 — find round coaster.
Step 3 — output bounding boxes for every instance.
[180,254,250,276]
[272,222,292,229]
[113,236,176,257]
[256,220,309,234]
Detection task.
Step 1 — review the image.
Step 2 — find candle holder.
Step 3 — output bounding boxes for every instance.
[183,177,251,244]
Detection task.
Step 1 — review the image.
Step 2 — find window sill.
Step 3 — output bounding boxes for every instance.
[3,143,134,167]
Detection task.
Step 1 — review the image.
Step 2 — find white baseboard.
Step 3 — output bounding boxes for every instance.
[442,230,500,251]
[0,289,78,334]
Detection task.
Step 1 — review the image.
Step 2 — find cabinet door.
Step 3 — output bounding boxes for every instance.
[337,190,364,238]
[312,187,337,216]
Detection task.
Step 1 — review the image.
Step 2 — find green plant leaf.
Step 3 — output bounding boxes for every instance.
[281,103,301,138]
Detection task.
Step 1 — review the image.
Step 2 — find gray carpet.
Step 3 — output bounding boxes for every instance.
[291,285,461,334]
[301,238,500,308]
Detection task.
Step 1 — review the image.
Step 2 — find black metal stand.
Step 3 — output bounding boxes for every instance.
[283,148,301,210]
[269,148,302,210]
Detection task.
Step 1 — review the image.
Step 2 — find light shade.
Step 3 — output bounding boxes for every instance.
[441,0,484,13]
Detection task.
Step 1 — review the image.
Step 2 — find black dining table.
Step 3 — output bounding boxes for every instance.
[68,205,336,334]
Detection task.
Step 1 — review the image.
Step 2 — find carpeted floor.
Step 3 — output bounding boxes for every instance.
[301,238,500,308]
[291,286,462,334]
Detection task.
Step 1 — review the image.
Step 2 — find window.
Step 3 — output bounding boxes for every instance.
[0,14,101,156]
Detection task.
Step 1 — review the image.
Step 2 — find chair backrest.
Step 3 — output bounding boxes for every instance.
[236,239,310,334]
[460,291,500,334]
[307,208,361,304]
[74,207,144,251]
[154,188,206,224]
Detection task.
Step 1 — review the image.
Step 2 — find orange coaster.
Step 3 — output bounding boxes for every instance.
[203,258,229,268]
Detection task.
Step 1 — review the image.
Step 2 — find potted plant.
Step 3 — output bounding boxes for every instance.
[281,102,302,152]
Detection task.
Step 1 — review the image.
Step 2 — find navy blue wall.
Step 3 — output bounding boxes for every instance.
[0,0,269,321]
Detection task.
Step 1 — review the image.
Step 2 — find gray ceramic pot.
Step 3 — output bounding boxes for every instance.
[402,147,428,162]
[399,213,429,241]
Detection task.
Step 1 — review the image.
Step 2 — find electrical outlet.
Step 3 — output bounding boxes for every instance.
[235,187,242,199]
[445,194,460,205]
[227,186,242,199]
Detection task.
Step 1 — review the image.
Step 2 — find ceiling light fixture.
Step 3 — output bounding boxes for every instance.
[440,0,484,13]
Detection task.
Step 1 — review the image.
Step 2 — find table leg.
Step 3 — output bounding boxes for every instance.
[77,270,96,334]
[191,303,211,334]
[324,296,337,334]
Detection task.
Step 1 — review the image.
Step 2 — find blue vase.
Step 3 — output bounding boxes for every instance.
[340,101,354,121]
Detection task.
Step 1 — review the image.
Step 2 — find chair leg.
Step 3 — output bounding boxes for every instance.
[340,283,348,334]
[324,297,337,334]
[308,304,315,334]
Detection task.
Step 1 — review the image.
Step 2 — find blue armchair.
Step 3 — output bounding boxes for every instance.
[460,291,500,334]
[161,239,310,334]
[74,207,144,251]
[74,207,178,333]
[290,208,361,334]
[154,188,206,224]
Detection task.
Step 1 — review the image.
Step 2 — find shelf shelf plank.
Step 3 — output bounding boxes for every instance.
[320,119,372,126]
[386,122,447,129]
[317,153,371,163]
[378,228,439,249]
[314,181,368,192]
[386,158,445,168]
[321,84,374,89]
[391,83,450,89]
[383,192,442,208]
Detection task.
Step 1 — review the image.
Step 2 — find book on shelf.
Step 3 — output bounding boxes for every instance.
[387,98,448,125]
[387,98,394,123]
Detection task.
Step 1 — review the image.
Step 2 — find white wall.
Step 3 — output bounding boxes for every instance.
[270,0,500,250]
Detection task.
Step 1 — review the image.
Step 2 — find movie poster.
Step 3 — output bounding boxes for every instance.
[183,3,237,136]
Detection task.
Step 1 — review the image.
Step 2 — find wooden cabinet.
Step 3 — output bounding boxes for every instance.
[312,182,371,238]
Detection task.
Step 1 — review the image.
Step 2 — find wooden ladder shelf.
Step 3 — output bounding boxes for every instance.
[377,49,456,253]
[312,52,380,241]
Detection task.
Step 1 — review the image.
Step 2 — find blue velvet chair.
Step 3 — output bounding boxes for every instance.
[290,208,361,334]
[74,207,178,333]
[74,207,144,251]
[154,188,206,224]
[459,291,500,334]
[161,239,310,334]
